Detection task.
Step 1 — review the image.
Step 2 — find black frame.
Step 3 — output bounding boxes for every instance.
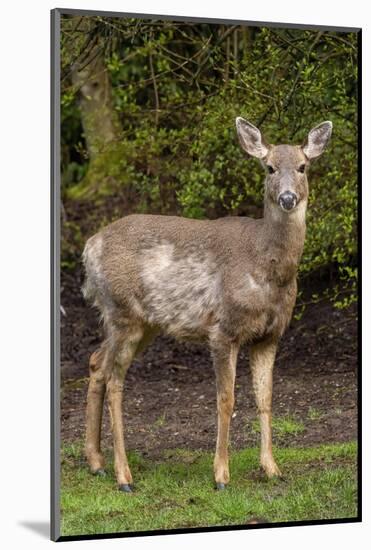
[51,8,362,542]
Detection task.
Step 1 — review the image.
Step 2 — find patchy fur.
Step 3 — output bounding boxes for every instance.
[139,242,222,339]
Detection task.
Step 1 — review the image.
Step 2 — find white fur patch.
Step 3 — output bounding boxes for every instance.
[82,234,104,303]
[139,242,221,336]
[246,274,260,290]
[231,271,269,309]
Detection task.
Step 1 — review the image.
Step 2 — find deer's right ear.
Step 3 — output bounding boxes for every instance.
[236,117,269,159]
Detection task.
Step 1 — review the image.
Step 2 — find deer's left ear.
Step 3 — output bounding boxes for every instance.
[302,121,333,160]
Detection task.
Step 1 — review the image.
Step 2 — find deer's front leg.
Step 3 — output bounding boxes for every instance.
[249,340,281,478]
[211,340,238,489]
[85,347,106,475]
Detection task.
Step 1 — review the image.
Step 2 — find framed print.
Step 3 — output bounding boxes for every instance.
[51,8,361,541]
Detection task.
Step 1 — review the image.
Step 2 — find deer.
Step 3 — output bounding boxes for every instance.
[82,117,332,492]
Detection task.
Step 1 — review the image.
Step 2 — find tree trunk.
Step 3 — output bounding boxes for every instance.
[72,54,119,160]
[63,16,121,198]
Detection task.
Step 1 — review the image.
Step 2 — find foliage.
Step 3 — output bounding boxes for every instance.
[61,17,358,304]
[60,441,357,535]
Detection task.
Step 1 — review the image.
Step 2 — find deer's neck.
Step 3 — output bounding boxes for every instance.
[262,200,307,277]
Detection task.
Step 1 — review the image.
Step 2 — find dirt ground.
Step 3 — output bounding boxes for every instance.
[60,267,358,457]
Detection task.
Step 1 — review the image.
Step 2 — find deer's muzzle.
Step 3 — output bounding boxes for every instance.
[278,191,297,211]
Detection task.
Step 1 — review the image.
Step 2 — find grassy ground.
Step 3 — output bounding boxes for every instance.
[60,441,357,536]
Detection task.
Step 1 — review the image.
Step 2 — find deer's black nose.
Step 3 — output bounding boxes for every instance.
[279,191,297,211]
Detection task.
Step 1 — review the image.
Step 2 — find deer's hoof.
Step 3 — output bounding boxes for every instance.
[118,483,133,493]
[92,468,106,477]
[215,482,226,491]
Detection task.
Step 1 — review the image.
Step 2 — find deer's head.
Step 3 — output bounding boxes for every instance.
[236,117,332,214]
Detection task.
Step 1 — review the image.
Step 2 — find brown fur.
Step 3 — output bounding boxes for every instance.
[82,118,332,488]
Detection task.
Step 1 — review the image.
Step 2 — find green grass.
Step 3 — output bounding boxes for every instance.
[307,407,324,421]
[60,441,358,536]
[251,415,305,439]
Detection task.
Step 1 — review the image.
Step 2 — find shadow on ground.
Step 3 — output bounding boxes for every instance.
[18,521,50,539]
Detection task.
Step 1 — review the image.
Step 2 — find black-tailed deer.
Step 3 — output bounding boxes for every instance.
[82,117,332,491]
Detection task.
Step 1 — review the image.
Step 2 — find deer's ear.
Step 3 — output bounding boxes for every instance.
[236,117,269,159]
[302,121,332,160]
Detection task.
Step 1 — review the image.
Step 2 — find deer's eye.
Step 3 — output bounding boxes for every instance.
[298,164,306,173]
[267,165,276,174]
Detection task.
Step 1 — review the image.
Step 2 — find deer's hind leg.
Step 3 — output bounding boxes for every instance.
[85,344,108,475]
[211,337,239,489]
[105,325,144,492]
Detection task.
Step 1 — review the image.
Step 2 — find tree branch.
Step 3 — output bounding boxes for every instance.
[149,49,160,126]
